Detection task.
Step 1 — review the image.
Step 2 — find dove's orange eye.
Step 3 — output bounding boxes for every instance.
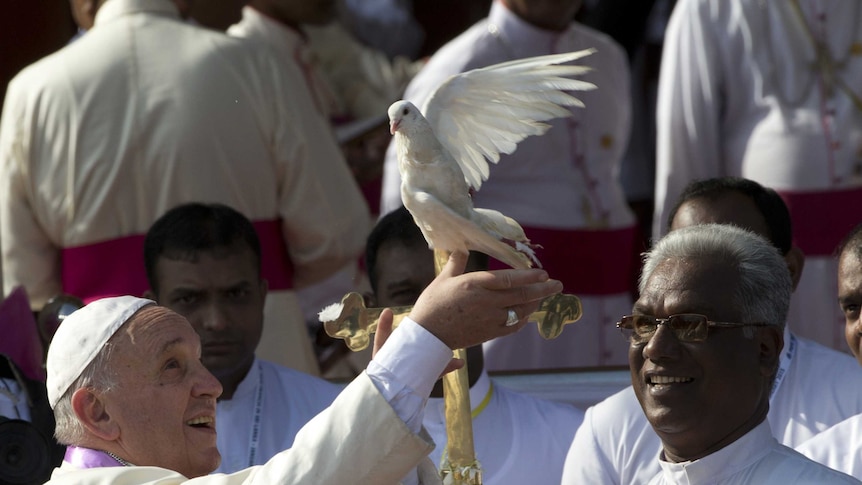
[402,108,409,116]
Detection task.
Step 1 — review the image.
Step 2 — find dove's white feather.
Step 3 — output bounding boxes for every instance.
[408,191,535,270]
[387,49,596,269]
[422,49,597,190]
[389,101,535,269]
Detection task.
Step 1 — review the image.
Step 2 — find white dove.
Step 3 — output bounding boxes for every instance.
[388,49,597,269]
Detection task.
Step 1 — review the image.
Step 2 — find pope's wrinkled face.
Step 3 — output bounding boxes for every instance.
[630,257,772,461]
[103,306,223,477]
[839,251,862,366]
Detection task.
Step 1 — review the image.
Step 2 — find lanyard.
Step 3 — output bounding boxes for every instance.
[769,332,797,403]
[471,382,494,419]
[246,361,264,467]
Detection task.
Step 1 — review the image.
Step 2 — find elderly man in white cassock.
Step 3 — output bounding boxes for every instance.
[42,253,562,484]
[620,224,858,484]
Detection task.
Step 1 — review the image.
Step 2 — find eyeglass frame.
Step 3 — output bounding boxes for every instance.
[616,313,774,344]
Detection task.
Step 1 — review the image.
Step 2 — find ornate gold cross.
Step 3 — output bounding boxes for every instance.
[322,250,582,484]
[322,290,583,352]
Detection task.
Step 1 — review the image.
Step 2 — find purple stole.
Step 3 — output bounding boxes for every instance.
[63,446,126,468]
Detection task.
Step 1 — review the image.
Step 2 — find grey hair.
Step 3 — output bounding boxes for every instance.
[641,224,791,329]
[53,339,118,445]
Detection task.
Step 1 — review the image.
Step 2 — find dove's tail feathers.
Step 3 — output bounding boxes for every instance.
[473,237,534,270]
[472,208,527,240]
[470,208,543,269]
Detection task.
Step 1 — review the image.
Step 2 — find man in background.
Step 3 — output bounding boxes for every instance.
[0,0,370,376]
[366,207,584,484]
[143,202,342,474]
[381,0,640,371]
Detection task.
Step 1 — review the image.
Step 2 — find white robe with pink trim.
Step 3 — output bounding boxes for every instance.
[0,0,370,375]
[654,0,862,352]
[380,1,638,370]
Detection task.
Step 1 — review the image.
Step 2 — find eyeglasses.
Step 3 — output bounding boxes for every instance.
[617,314,772,344]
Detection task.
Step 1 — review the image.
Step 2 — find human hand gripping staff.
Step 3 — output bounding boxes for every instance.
[322,250,575,483]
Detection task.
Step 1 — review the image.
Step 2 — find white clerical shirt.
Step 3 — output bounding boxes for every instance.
[797,413,862,479]
[561,328,862,484]
[214,358,343,473]
[648,421,859,484]
[419,371,583,485]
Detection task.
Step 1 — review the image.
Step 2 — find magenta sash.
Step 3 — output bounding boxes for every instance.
[64,446,124,468]
[61,219,294,303]
[488,225,640,295]
[778,187,862,256]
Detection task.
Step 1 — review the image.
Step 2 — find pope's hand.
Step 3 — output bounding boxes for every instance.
[373,308,466,377]
[408,251,562,350]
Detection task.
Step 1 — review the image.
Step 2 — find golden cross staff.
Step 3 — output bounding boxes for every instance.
[322,249,582,484]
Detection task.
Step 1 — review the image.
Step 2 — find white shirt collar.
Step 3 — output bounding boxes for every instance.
[657,420,776,484]
[238,6,305,51]
[487,0,571,58]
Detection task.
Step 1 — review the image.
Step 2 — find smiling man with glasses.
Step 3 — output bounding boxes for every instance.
[621,224,857,484]
[564,177,862,484]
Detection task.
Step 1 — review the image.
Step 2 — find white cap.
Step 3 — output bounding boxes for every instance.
[46,296,154,408]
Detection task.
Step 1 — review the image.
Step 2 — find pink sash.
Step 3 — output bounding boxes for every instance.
[778,187,862,256]
[61,219,294,303]
[489,225,640,295]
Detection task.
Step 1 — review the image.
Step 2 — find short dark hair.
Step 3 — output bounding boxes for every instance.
[365,207,489,294]
[838,223,862,261]
[365,207,425,294]
[144,202,261,294]
[666,177,792,255]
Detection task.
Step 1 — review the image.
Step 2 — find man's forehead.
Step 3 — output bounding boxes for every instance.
[157,250,258,287]
[673,193,769,238]
[637,257,738,315]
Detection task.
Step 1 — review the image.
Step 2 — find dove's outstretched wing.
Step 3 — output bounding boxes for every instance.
[421,49,597,191]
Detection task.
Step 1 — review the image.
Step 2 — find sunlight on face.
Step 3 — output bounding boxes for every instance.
[102,306,223,477]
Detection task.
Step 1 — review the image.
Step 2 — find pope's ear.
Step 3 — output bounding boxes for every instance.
[758,325,784,379]
[71,388,119,441]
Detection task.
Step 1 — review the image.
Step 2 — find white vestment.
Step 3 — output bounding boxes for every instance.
[380,0,637,370]
[797,413,862,479]
[562,329,862,484]
[44,318,448,485]
[214,358,343,474]
[648,421,860,484]
[654,0,862,351]
[418,371,583,484]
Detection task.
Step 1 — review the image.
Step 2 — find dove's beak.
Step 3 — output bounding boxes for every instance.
[389,119,400,135]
